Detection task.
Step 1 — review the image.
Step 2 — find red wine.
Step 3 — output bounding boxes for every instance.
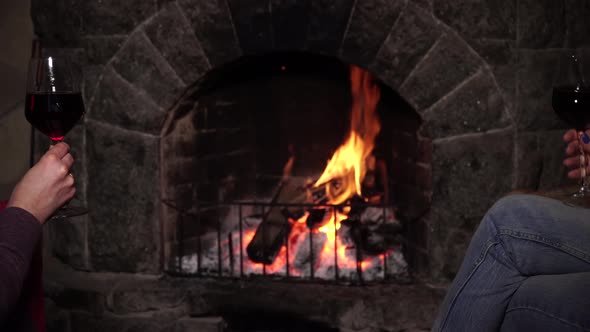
[552,86,590,130]
[25,92,85,141]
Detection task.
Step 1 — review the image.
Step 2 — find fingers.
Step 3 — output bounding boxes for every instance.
[564,129,578,143]
[45,142,70,159]
[568,165,590,179]
[62,153,74,170]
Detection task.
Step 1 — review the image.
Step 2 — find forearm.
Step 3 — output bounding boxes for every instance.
[0,207,41,321]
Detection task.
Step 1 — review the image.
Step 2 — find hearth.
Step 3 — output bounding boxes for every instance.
[161,52,430,283]
[33,0,558,329]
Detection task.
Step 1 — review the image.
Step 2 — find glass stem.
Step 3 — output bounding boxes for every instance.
[578,131,590,194]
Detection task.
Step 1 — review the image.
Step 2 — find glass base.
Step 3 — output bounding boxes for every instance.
[50,205,88,219]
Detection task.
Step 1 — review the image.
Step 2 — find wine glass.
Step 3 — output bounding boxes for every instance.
[552,52,590,198]
[25,55,88,218]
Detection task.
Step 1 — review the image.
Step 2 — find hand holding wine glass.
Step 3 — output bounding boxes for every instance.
[8,142,76,224]
[25,55,87,218]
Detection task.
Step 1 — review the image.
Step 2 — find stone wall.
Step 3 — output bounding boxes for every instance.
[30,0,589,330]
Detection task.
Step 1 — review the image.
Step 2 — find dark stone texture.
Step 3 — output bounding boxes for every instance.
[433,0,515,40]
[565,0,590,48]
[518,0,566,48]
[577,48,590,84]
[31,0,81,44]
[86,120,160,273]
[271,0,312,50]
[469,38,515,66]
[228,0,274,54]
[68,311,175,332]
[410,0,432,11]
[175,317,226,332]
[429,129,514,280]
[89,66,166,135]
[516,49,567,130]
[307,0,355,55]
[371,4,441,89]
[111,32,185,109]
[82,66,105,106]
[514,132,543,189]
[83,36,126,65]
[400,34,482,110]
[340,0,405,66]
[144,3,211,85]
[45,299,71,332]
[431,129,513,234]
[49,216,90,271]
[468,39,517,112]
[31,0,156,42]
[537,130,570,190]
[423,70,511,139]
[514,130,568,191]
[109,281,188,314]
[178,0,242,67]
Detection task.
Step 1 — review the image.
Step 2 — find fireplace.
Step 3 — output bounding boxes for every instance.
[161,52,429,282]
[33,0,573,331]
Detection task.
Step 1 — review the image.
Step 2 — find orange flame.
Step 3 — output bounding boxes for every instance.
[314,65,381,204]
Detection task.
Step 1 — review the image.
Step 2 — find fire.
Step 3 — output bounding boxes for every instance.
[233,66,386,279]
[314,65,381,204]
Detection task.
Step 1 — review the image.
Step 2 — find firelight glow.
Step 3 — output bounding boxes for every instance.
[313,65,381,204]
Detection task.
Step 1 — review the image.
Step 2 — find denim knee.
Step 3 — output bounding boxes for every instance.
[483,194,543,232]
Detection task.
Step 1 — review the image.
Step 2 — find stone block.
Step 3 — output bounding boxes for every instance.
[517,0,566,48]
[400,34,482,110]
[82,36,126,65]
[45,299,71,332]
[111,32,185,109]
[108,279,188,314]
[433,0,515,40]
[32,0,157,40]
[174,317,226,332]
[516,49,567,130]
[565,0,590,47]
[340,0,405,66]
[178,0,242,67]
[82,66,104,107]
[144,3,211,84]
[514,131,543,189]
[49,215,90,271]
[86,120,160,273]
[423,70,511,139]
[89,66,166,135]
[537,130,570,190]
[307,0,355,55]
[431,129,514,221]
[371,4,441,89]
[270,0,312,51]
[228,0,274,54]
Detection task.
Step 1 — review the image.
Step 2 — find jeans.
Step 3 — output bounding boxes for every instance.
[432,194,590,332]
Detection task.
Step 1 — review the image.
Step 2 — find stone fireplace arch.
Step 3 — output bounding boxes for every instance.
[82,0,512,278]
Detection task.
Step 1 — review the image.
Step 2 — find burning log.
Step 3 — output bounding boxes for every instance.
[246,180,307,264]
[345,207,403,256]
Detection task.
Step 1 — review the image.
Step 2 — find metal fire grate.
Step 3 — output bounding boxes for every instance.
[167,201,409,284]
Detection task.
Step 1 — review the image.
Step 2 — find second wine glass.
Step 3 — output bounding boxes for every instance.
[552,53,590,198]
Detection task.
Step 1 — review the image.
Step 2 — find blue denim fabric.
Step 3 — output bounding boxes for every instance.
[432,194,590,332]
[500,272,590,331]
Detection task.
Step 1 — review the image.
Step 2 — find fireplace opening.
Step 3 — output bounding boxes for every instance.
[161,52,431,283]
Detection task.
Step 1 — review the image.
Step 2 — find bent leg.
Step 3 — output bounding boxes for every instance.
[432,194,590,332]
[500,272,590,332]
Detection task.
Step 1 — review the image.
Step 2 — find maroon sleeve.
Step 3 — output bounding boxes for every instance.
[0,207,42,321]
